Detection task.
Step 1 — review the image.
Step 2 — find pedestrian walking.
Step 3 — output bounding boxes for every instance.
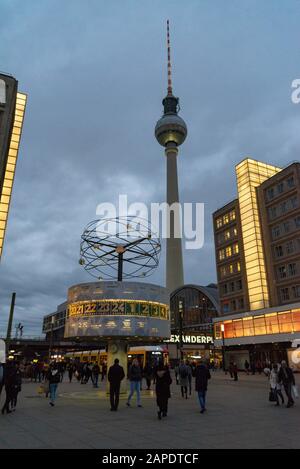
[186,361,193,395]
[1,362,15,415]
[155,361,172,420]
[47,364,60,407]
[11,362,22,411]
[92,363,100,388]
[244,360,250,375]
[233,362,238,381]
[108,358,125,411]
[174,363,179,385]
[269,364,284,406]
[178,361,191,399]
[278,360,295,408]
[143,362,153,390]
[68,363,74,383]
[195,361,211,414]
[126,358,142,407]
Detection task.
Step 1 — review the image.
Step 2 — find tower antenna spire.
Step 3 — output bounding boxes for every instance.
[167,19,173,96]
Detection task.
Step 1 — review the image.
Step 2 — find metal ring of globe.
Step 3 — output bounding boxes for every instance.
[79,216,161,281]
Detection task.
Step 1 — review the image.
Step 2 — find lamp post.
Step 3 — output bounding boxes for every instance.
[178,298,184,361]
[221,323,226,373]
[48,316,55,362]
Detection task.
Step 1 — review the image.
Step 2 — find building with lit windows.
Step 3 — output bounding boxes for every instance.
[213,158,300,370]
[0,73,27,258]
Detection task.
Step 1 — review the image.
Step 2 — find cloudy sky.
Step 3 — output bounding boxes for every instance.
[0,0,300,335]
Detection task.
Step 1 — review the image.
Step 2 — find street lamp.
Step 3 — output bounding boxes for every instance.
[48,316,55,362]
[221,323,226,373]
[178,298,184,361]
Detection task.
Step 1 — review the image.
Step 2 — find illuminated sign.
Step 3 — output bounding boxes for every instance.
[166,334,214,345]
[68,300,169,320]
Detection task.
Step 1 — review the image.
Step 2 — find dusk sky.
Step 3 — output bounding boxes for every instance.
[0,0,300,335]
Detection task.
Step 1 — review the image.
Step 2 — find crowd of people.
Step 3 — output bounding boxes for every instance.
[0,356,298,418]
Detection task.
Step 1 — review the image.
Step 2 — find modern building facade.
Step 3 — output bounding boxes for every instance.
[213,158,300,369]
[167,284,220,362]
[42,302,67,341]
[0,73,27,258]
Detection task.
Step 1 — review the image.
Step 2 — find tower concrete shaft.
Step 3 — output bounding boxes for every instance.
[166,144,184,293]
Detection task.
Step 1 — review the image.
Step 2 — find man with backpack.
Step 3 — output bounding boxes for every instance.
[178,360,191,399]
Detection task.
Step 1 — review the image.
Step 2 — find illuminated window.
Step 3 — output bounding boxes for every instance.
[229,210,236,222]
[219,249,225,261]
[225,230,231,240]
[233,243,239,255]
[265,314,279,334]
[278,312,293,333]
[216,218,223,229]
[223,214,229,225]
[236,261,241,272]
[226,246,232,257]
[232,319,243,337]
[292,310,300,332]
[220,266,226,278]
[253,316,266,335]
[229,264,234,274]
[243,317,254,336]
[233,227,238,236]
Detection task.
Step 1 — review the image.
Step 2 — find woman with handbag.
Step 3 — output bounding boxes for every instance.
[269,364,284,406]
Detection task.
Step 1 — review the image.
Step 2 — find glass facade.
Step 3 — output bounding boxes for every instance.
[0,92,27,258]
[170,285,219,333]
[236,159,281,310]
[215,309,300,339]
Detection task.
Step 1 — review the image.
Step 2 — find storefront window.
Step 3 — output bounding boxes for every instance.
[253,316,266,335]
[242,317,254,336]
[224,322,234,339]
[278,312,293,333]
[292,310,300,332]
[232,320,243,337]
[265,313,279,334]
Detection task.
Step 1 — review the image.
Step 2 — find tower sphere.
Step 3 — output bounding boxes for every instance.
[155,113,187,147]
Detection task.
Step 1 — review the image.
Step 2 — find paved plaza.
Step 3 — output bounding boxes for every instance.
[0,371,299,449]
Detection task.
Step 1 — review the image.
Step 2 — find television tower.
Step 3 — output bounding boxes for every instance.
[155,20,187,294]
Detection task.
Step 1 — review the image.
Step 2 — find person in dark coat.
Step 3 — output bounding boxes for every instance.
[143,362,153,390]
[108,359,125,411]
[1,361,15,414]
[155,362,172,420]
[11,362,22,411]
[195,361,211,414]
[92,363,100,388]
[278,360,295,408]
